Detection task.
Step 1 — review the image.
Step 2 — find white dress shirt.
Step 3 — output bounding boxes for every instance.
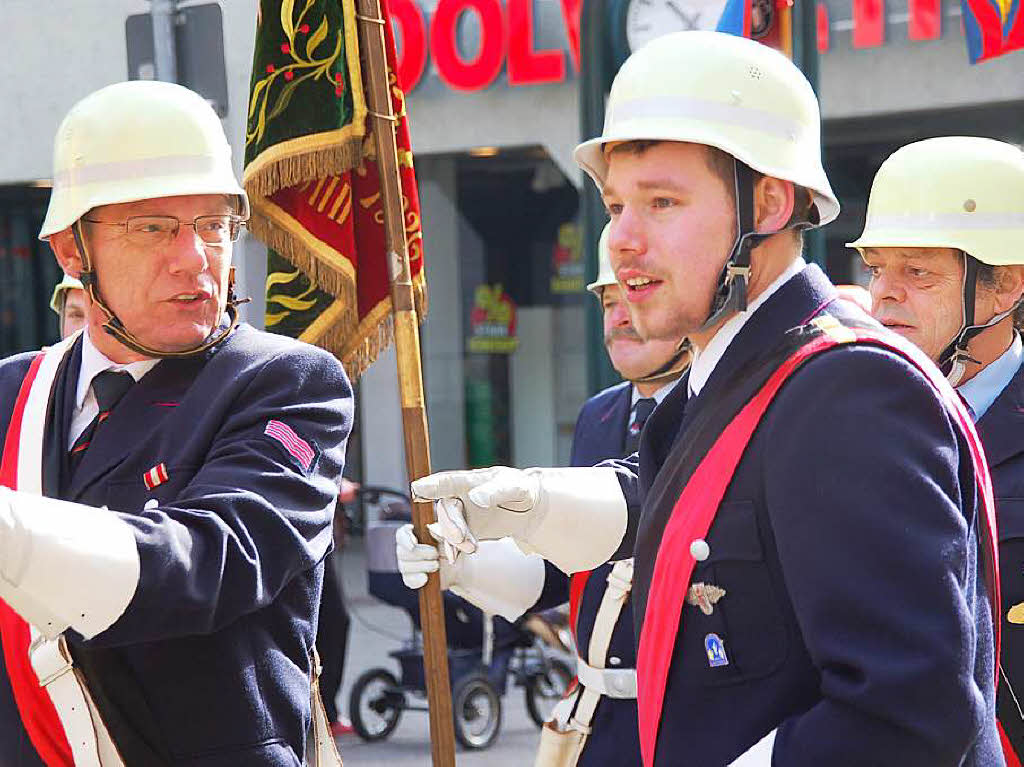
[688,258,807,399]
[68,330,159,449]
[958,331,1023,421]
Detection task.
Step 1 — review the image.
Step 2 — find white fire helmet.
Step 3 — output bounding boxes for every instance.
[39,80,248,239]
[848,136,1024,267]
[49,273,84,315]
[587,223,616,295]
[574,30,838,226]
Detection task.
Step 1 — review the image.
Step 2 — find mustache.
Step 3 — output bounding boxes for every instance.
[605,327,643,345]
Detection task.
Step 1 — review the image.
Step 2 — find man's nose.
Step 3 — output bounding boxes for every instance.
[167,224,209,274]
[869,272,904,309]
[608,213,643,268]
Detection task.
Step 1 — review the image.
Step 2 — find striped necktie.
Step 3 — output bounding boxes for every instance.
[625,397,657,456]
[69,370,136,475]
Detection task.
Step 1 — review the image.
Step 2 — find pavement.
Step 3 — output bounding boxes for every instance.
[328,537,547,766]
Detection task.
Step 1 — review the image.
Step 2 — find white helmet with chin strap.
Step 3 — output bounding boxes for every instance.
[588,223,690,383]
[49,273,84,315]
[40,80,250,358]
[848,136,1024,385]
[575,31,839,331]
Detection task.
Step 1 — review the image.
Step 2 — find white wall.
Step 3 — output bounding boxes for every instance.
[510,306,557,467]
[418,156,467,471]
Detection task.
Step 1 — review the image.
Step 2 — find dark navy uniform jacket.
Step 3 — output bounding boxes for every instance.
[569,380,642,767]
[977,359,1024,757]
[606,265,1001,766]
[0,323,352,766]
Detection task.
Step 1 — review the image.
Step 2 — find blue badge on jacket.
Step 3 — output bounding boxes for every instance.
[705,633,729,667]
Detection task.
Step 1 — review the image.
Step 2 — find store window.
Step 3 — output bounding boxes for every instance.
[0,186,61,356]
[455,147,586,469]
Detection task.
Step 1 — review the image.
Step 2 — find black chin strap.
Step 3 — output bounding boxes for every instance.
[72,220,247,359]
[938,252,1020,386]
[632,338,691,385]
[699,160,820,334]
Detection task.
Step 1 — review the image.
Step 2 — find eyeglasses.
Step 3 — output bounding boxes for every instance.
[81,214,247,246]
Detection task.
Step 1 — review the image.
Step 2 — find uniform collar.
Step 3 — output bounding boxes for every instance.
[631,377,681,408]
[958,332,1023,421]
[76,329,160,409]
[688,257,807,399]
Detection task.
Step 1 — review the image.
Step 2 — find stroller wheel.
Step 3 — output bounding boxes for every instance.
[349,668,404,742]
[525,658,574,727]
[453,672,502,750]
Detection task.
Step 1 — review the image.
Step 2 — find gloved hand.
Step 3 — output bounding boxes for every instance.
[395,523,452,590]
[411,466,627,574]
[395,523,547,621]
[0,487,140,639]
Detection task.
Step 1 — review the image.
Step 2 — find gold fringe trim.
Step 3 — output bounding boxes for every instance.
[243,0,422,383]
[244,134,363,201]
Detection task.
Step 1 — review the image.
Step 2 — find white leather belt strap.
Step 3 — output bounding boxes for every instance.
[308,648,344,766]
[575,658,636,699]
[30,632,124,766]
[570,558,634,732]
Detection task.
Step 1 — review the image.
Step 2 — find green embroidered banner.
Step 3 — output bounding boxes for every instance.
[244,0,425,379]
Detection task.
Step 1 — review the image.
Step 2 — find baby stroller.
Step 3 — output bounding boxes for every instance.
[348,489,573,750]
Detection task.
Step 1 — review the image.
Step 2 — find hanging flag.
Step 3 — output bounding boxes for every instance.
[962,0,1024,63]
[716,0,753,37]
[716,0,796,57]
[244,0,426,380]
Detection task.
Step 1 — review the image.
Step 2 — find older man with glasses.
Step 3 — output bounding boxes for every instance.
[0,81,352,766]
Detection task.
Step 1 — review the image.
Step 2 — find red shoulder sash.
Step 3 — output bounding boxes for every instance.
[635,321,1000,767]
[0,352,73,766]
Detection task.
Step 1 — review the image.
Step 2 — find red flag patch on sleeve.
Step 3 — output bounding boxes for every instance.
[264,420,315,471]
[143,463,169,490]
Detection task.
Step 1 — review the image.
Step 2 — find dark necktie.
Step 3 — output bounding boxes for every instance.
[69,370,136,475]
[625,397,657,456]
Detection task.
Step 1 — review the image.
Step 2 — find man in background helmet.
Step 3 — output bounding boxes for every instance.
[853,135,1024,765]
[411,31,1000,766]
[49,273,87,339]
[0,81,351,765]
[398,225,687,766]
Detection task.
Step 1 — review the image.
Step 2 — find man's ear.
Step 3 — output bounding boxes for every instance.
[993,264,1024,315]
[48,228,83,279]
[754,177,795,235]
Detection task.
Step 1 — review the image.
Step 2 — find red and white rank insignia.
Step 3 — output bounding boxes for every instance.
[264,419,314,471]
[143,462,169,490]
[685,582,727,616]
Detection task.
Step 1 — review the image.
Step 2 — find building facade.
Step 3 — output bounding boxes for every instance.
[2,0,1022,496]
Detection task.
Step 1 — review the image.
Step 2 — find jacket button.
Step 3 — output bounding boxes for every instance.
[690,539,710,561]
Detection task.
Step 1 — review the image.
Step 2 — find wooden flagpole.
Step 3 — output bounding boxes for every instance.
[354,2,457,765]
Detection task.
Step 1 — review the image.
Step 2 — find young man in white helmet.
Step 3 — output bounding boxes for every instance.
[411,31,1001,766]
[398,224,687,766]
[853,135,1024,765]
[0,81,351,766]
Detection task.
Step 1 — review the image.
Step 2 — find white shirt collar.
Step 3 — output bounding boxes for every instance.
[688,258,806,399]
[631,376,682,408]
[76,329,160,409]
[958,332,1023,421]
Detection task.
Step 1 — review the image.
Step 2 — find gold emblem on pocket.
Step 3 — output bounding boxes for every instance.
[686,582,727,616]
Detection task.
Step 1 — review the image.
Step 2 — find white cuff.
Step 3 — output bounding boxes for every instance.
[522,467,628,574]
[728,729,776,766]
[0,488,140,639]
[450,538,546,622]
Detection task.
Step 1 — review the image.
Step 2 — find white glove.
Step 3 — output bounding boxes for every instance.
[728,729,775,766]
[0,487,140,639]
[394,524,546,622]
[411,466,627,574]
